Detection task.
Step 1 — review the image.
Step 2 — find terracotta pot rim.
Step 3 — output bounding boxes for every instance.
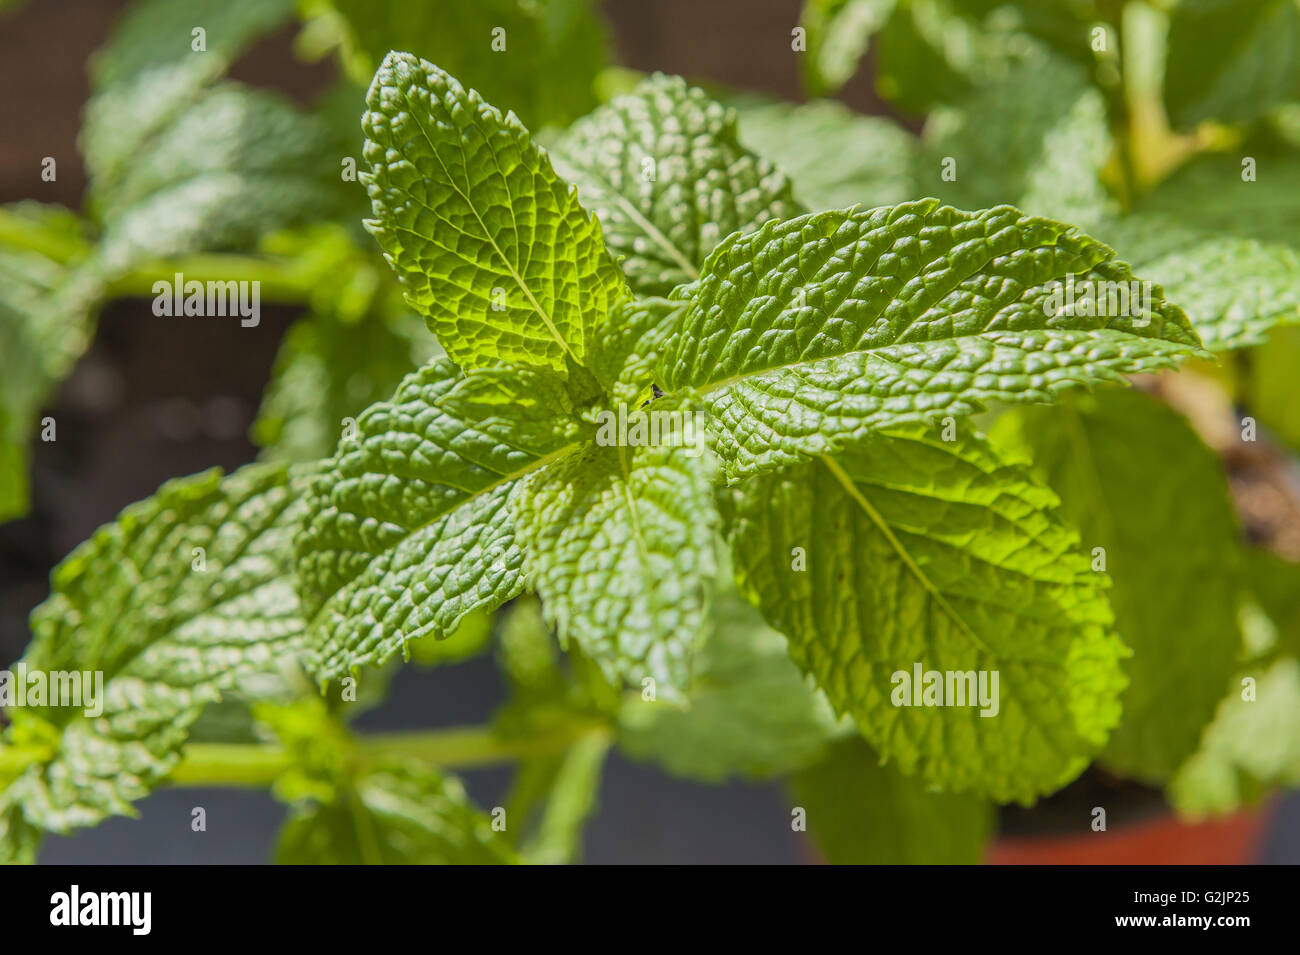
[987,798,1277,865]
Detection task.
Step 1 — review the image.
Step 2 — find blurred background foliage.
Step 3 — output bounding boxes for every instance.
[1,0,1299,863]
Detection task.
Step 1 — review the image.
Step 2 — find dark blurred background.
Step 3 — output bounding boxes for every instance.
[2,0,1297,864]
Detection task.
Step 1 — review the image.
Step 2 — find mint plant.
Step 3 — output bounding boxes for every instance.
[3,0,1300,864]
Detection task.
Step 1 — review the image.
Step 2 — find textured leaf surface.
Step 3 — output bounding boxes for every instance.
[1100,155,1300,351]
[992,390,1242,781]
[275,763,517,864]
[791,736,992,863]
[618,593,842,781]
[734,98,918,212]
[727,428,1126,802]
[2,464,306,832]
[660,202,1202,479]
[294,358,584,682]
[360,52,629,374]
[552,74,800,296]
[585,296,685,408]
[514,438,719,700]
[1164,0,1300,129]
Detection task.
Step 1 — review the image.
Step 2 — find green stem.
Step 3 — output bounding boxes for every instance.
[357,723,606,769]
[166,743,295,788]
[0,742,54,780]
[0,207,90,262]
[1102,15,1139,212]
[0,207,316,304]
[1110,109,1139,212]
[168,720,608,789]
[104,254,316,303]
[1097,0,1138,210]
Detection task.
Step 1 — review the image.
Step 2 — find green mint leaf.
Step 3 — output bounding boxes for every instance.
[585,296,685,408]
[617,591,843,782]
[360,52,630,375]
[274,763,518,864]
[660,202,1203,480]
[322,0,609,130]
[791,737,992,863]
[2,463,306,833]
[1169,657,1300,817]
[1100,154,1300,351]
[294,357,585,683]
[734,97,918,212]
[513,438,719,700]
[726,427,1126,802]
[991,389,1242,782]
[83,0,299,203]
[551,74,800,296]
[1164,0,1300,129]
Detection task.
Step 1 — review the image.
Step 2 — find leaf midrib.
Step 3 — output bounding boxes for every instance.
[397,91,582,366]
[307,439,581,629]
[616,444,652,571]
[818,454,995,658]
[690,326,1163,398]
[553,150,701,283]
